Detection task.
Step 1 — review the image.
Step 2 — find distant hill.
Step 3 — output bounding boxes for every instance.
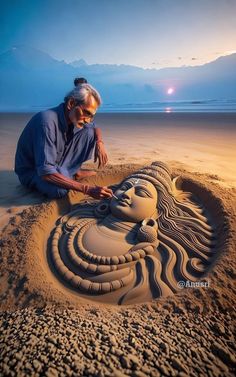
[0,45,235,110]
[70,58,88,68]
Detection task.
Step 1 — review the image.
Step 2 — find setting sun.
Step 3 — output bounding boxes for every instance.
[167,87,174,95]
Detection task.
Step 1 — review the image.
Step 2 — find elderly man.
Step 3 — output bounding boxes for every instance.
[14,78,113,199]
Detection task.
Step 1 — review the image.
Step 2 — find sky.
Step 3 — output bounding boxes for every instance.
[1,0,236,69]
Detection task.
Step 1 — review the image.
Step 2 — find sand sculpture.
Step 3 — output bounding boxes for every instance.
[49,161,216,305]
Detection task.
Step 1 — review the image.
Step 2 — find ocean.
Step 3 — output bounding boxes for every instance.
[1,99,236,114]
[100,99,236,113]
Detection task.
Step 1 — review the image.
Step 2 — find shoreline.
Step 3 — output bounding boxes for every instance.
[1,110,236,114]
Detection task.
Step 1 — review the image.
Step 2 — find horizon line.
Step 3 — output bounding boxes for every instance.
[1,44,236,71]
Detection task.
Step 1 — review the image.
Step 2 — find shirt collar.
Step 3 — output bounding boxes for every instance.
[57,102,68,133]
[74,121,95,133]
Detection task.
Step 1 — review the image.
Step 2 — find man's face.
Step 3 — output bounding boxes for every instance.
[68,96,98,128]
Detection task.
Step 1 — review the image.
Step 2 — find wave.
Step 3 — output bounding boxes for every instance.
[1,99,236,113]
[100,99,236,113]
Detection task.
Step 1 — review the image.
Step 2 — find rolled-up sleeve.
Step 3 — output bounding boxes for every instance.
[34,122,58,176]
[84,122,96,159]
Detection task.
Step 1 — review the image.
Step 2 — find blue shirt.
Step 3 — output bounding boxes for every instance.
[15,103,95,183]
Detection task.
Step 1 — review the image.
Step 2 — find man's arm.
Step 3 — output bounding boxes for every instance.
[42,172,113,199]
[94,127,108,168]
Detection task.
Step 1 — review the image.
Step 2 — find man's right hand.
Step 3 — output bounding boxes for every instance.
[42,173,113,199]
[86,185,113,199]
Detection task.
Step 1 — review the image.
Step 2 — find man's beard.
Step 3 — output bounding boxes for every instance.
[69,109,84,128]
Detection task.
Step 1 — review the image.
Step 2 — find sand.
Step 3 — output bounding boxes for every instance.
[0,112,236,376]
[44,162,223,306]
[1,163,236,376]
[0,112,236,232]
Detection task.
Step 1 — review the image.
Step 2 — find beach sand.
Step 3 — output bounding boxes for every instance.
[0,112,236,232]
[0,112,236,376]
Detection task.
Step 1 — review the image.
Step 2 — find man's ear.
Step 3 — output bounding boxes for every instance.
[66,98,75,111]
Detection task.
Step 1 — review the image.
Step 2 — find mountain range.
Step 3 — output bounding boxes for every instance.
[0,45,235,110]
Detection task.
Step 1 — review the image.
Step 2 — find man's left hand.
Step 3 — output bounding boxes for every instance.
[94,141,108,168]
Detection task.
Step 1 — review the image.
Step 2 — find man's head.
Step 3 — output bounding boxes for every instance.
[64,78,102,128]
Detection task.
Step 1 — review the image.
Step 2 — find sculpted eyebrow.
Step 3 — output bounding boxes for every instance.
[121,181,133,188]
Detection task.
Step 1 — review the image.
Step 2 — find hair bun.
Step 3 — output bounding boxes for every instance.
[74,77,88,86]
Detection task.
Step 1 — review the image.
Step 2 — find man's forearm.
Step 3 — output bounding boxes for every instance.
[42,172,113,199]
[42,172,89,193]
[94,127,104,143]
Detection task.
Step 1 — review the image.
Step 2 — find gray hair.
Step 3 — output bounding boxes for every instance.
[64,83,102,106]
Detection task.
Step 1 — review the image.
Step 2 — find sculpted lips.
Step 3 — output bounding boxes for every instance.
[117,198,131,207]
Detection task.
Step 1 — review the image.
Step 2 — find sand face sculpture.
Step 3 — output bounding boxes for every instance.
[49,161,216,305]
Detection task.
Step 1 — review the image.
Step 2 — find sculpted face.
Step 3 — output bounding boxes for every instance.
[110,178,158,222]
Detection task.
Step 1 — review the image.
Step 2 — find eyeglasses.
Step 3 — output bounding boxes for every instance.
[74,102,96,121]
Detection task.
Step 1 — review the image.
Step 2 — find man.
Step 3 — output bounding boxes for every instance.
[14,79,113,199]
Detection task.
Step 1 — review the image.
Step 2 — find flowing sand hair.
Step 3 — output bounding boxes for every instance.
[122,161,214,288]
[51,161,215,301]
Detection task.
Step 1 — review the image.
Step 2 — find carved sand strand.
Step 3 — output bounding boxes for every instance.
[51,224,134,293]
[66,219,156,268]
[48,161,218,304]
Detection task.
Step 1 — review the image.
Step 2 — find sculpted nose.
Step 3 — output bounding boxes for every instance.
[122,187,133,199]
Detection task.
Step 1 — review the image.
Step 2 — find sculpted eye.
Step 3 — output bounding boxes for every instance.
[136,188,152,197]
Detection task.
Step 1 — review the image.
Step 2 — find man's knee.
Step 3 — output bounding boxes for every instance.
[29,174,69,199]
[46,187,69,199]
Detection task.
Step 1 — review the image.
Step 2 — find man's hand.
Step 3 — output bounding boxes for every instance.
[87,185,113,199]
[94,141,108,169]
[42,173,113,199]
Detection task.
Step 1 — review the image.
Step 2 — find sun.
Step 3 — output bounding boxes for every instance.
[167,87,174,95]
